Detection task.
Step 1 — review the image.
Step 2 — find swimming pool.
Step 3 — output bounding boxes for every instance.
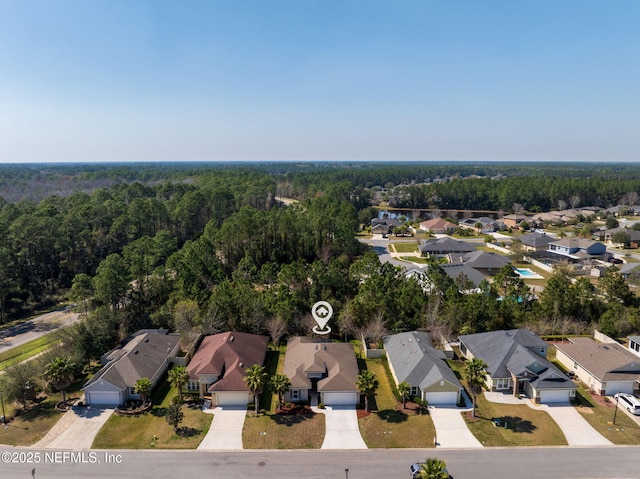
[515,268,544,279]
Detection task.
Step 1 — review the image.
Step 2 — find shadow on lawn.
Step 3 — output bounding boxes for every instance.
[377,409,408,423]
[491,416,536,434]
[271,413,315,427]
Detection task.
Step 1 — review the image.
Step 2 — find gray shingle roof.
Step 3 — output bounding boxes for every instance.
[460,329,576,391]
[419,237,476,255]
[383,331,462,391]
[556,338,640,382]
[84,330,180,391]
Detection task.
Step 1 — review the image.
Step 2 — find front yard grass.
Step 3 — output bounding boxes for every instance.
[390,241,419,253]
[573,388,640,444]
[463,394,566,447]
[92,382,212,449]
[448,359,566,447]
[242,410,324,449]
[358,358,436,448]
[243,346,325,449]
[0,397,64,446]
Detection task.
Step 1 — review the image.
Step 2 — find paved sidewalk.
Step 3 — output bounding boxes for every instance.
[44,406,114,450]
[485,392,612,446]
[429,405,483,448]
[316,406,367,449]
[197,406,246,450]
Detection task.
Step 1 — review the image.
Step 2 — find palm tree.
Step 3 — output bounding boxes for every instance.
[44,356,75,407]
[398,381,411,409]
[417,457,449,479]
[244,365,267,414]
[269,374,291,409]
[462,358,488,418]
[168,366,189,402]
[134,377,152,404]
[356,370,379,412]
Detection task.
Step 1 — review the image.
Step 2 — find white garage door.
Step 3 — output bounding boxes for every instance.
[323,392,358,406]
[540,390,570,403]
[86,391,121,405]
[606,381,634,395]
[425,391,459,405]
[216,393,249,407]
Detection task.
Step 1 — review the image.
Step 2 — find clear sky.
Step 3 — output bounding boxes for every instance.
[0,0,639,163]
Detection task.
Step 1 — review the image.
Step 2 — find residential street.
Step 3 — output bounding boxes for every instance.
[0,310,80,353]
[1,446,635,479]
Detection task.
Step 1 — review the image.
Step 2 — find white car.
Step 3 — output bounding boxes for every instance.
[614,393,640,415]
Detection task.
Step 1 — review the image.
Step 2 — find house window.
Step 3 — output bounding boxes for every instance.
[495,378,510,390]
[129,386,136,395]
[410,386,419,397]
[291,389,300,400]
[187,380,199,391]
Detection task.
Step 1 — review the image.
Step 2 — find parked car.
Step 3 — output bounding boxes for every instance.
[614,393,640,415]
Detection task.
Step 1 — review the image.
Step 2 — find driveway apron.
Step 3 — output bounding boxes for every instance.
[319,406,367,449]
[429,406,483,448]
[197,406,246,450]
[45,406,114,450]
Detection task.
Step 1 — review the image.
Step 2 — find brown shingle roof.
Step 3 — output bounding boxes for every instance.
[556,338,640,382]
[283,337,358,392]
[187,332,268,392]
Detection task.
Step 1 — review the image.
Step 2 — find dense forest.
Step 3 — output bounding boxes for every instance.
[1,161,639,370]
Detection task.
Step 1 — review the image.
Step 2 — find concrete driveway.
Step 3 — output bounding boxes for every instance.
[429,405,483,448]
[197,406,246,450]
[45,406,114,450]
[541,404,612,446]
[317,405,367,449]
[485,392,612,446]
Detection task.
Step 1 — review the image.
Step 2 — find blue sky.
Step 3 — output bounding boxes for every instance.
[0,0,639,163]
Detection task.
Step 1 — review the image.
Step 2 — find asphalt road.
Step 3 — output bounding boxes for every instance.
[0,310,80,353]
[1,447,638,479]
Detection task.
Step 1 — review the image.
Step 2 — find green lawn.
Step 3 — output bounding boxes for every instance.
[0,397,65,446]
[448,359,566,447]
[242,410,325,449]
[0,334,61,371]
[358,358,436,448]
[92,382,212,449]
[390,241,419,253]
[464,394,567,447]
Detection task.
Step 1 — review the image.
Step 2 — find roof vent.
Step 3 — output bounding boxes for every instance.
[144,338,149,342]
[239,362,244,368]
[416,338,421,342]
[229,336,234,342]
[134,350,139,354]
[324,345,327,350]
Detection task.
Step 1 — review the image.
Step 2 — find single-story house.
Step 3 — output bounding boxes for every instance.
[419,237,476,257]
[283,337,359,406]
[186,331,269,406]
[384,331,462,405]
[502,214,531,229]
[458,217,502,233]
[459,329,577,403]
[519,232,555,252]
[83,329,181,406]
[448,250,511,276]
[419,218,458,235]
[548,238,606,257]
[555,338,640,396]
[371,217,402,236]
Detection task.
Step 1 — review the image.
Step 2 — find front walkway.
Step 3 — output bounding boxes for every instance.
[43,406,114,450]
[197,406,246,450]
[315,405,367,449]
[485,392,612,446]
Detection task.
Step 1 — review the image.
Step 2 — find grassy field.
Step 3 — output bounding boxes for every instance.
[0,334,61,371]
[92,382,212,449]
[0,397,65,446]
[390,242,419,253]
[358,358,436,448]
[573,389,640,444]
